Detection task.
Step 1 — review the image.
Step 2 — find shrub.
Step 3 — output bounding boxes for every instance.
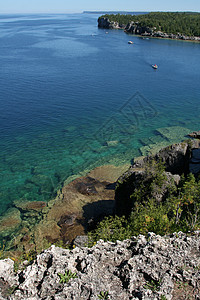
[88,215,132,245]
[88,161,200,243]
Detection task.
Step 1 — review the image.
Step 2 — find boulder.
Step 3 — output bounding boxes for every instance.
[188,130,200,139]
[73,235,89,247]
[0,259,18,286]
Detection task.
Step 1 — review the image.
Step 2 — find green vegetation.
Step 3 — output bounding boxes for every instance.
[99,12,200,36]
[98,291,110,299]
[88,160,200,244]
[88,215,132,246]
[58,270,78,284]
[144,279,162,292]
[0,243,5,259]
[13,249,37,272]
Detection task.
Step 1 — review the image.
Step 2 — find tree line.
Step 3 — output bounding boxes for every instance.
[99,12,200,36]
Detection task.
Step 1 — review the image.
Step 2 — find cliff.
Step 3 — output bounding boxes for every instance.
[0,232,200,299]
[115,139,200,216]
[98,17,200,42]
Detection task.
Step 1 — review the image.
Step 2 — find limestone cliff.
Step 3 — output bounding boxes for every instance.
[98,17,200,41]
[115,139,200,216]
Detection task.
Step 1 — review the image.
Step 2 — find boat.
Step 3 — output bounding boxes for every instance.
[152,64,158,69]
[128,41,133,44]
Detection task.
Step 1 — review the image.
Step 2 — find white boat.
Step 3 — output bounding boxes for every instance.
[152,64,158,69]
[128,41,133,44]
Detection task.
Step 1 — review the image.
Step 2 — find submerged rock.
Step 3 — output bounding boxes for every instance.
[13,164,128,253]
[14,200,46,212]
[0,208,21,238]
[0,164,129,258]
[105,140,119,147]
[156,126,191,143]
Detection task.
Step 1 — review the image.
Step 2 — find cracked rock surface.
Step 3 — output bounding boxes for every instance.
[0,232,200,300]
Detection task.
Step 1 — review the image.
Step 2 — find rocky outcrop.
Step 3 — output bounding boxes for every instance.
[189,131,200,139]
[124,21,153,35]
[115,140,200,216]
[98,17,122,29]
[0,231,199,299]
[189,148,200,175]
[98,17,200,41]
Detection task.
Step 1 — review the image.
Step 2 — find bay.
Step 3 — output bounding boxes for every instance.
[0,12,200,225]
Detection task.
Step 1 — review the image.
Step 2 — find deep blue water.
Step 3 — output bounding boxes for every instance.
[0,13,200,218]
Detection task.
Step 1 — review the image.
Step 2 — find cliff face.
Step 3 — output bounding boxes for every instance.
[98,17,200,41]
[115,140,200,216]
[0,232,200,299]
[98,17,123,29]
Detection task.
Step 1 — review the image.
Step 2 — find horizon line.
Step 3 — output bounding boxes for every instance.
[0,10,200,14]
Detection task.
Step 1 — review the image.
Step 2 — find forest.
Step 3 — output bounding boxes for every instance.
[99,12,200,36]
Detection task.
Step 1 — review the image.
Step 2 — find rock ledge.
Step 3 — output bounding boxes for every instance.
[0,232,200,299]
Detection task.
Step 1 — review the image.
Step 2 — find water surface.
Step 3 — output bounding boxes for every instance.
[0,13,200,221]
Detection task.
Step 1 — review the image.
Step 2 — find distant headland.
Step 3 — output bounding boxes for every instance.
[83,11,149,14]
[98,12,200,42]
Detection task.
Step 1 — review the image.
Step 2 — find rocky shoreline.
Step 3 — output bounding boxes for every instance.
[1,131,200,256]
[1,133,200,298]
[98,17,200,42]
[0,164,129,258]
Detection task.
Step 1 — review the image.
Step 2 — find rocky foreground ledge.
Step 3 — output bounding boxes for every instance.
[0,232,200,299]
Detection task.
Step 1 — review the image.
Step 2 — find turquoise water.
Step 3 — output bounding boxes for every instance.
[0,13,200,220]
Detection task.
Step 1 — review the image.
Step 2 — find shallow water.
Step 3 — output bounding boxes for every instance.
[0,13,200,222]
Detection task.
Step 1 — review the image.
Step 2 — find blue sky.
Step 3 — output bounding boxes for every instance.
[1,0,200,13]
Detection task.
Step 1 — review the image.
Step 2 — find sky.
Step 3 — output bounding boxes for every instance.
[1,0,200,14]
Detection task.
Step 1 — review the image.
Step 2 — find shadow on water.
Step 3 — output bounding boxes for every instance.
[81,199,115,231]
[105,182,116,190]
